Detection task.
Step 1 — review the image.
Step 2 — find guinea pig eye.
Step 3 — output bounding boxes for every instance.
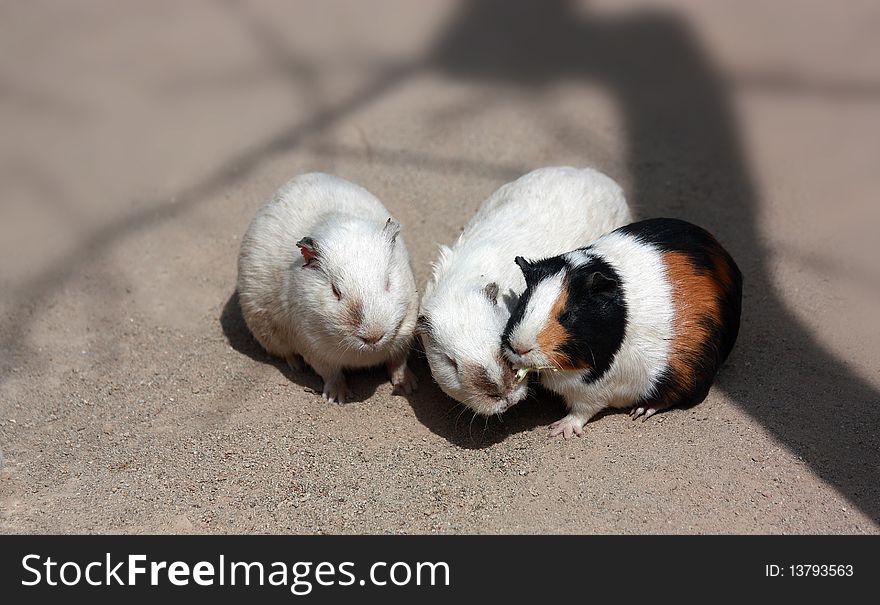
[331,284,341,300]
[558,310,572,325]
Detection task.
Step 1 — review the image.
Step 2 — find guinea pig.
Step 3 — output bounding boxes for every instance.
[237,173,419,403]
[418,167,632,416]
[503,218,742,438]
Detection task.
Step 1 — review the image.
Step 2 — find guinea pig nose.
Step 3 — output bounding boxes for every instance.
[359,330,386,345]
[514,345,533,356]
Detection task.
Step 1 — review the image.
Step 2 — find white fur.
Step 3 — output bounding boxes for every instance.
[505,271,566,367]
[508,231,675,432]
[420,167,632,415]
[237,173,419,402]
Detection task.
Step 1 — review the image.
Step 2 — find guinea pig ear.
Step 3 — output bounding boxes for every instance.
[296,237,320,268]
[515,256,535,283]
[587,271,617,295]
[414,314,431,336]
[383,218,401,246]
[482,282,499,306]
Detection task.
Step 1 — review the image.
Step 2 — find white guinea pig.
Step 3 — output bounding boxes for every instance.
[237,173,419,403]
[418,166,632,415]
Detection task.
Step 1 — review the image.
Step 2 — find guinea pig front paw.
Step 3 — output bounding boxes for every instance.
[321,375,352,405]
[630,401,671,422]
[388,362,418,396]
[548,414,588,439]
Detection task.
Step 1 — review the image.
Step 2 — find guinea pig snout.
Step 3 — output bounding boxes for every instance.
[504,338,535,365]
[503,332,535,358]
[495,388,525,414]
[358,328,386,346]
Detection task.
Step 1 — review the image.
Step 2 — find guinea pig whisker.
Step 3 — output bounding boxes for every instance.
[446,403,467,423]
[586,343,598,370]
[453,404,470,429]
[463,393,495,413]
[443,400,463,417]
[460,393,482,406]
[446,408,464,429]
[468,410,478,441]
[332,343,355,364]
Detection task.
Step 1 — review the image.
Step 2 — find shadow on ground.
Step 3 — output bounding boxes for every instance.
[220,291,386,404]
[414,0,880,521]
[222,286,560,444]
[402,343,564,449]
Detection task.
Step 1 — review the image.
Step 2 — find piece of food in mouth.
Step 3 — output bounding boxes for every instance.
[515,366,558,383]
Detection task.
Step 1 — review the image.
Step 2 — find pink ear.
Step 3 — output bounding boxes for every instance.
[296,237,319,268]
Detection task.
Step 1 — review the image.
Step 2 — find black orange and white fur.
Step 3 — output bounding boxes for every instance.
[503,218,742,438]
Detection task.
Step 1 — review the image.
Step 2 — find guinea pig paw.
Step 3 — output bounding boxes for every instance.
[390,366,418,396]
[630,405,660,422]
[321,377,351,405]
[548,414,586,439]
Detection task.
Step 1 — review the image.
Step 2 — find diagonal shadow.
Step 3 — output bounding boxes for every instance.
[0,58,419,380]
[729,70,880,101]
[306,141,527,181]
[216,0,325,108]
[405,0,879,523]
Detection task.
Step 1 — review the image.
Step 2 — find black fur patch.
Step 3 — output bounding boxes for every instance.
[503,255,568,345]
[515,255,568,287]
[618,218,721,273]
[558,256,627,383]
[503,253,628,384]
[642,367,712,412]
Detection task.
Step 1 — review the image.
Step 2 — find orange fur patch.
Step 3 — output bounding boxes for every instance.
[537,285,586,370]
[664,251,725,394]
[710,249,735,291]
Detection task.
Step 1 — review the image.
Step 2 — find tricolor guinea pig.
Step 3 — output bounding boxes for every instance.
[502,218,742,438]
[237,173,419,404]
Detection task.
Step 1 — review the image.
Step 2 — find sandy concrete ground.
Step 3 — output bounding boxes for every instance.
[1,0,879,534]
